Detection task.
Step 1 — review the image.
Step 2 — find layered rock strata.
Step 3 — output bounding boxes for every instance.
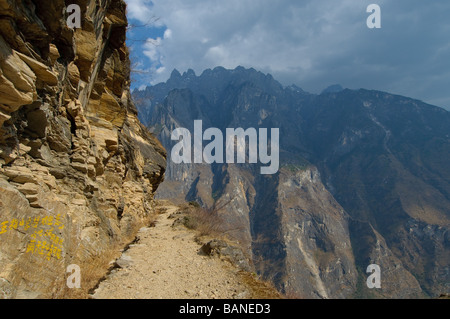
[0,0,166,298]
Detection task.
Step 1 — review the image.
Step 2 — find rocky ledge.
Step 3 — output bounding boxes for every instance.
[0,0,166,298]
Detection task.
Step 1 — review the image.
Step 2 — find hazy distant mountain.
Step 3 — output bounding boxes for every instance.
[133,66,450,298]
[321,84,344,94]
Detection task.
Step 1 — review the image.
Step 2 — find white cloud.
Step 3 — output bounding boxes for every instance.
[144,0,364,85]
[143,37,162,62]
[163,29,172,39]
[143,1,345,75]
[125,0,153,24]
[156,66,166,74]
[126,0,450,109]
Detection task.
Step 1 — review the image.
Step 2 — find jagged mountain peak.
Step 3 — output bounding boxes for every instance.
[183,68,196,77]
[170,68,182,79]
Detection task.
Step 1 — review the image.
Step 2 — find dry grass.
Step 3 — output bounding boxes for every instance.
[181,204,227,238]
[58,213,158,299]
[239,269,307,299]
[238,271,283,299]
[60,247,123,299]
[177,200,249,243]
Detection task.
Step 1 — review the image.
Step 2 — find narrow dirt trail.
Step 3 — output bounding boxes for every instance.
[91,204,252,299]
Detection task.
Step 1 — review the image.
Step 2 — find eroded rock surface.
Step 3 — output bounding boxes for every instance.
[135,67,449,298]
[0,0,166,298]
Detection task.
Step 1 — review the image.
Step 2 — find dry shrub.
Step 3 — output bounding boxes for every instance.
[184,205,227,238]
[60,214,158,299]
[238,271,283,299]
[178,199,248,242]
[60,246,122,299]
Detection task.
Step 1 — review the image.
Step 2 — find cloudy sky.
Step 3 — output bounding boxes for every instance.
[125,0,450,109]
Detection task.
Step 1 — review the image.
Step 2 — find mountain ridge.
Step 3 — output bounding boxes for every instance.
[134,66,449,298]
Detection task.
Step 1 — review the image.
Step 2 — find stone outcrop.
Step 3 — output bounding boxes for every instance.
[0,0,166,298]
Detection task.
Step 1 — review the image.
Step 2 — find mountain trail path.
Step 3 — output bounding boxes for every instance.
[91,203,254,299]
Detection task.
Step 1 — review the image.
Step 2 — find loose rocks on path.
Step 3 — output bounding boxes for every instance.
[91,205,252,299]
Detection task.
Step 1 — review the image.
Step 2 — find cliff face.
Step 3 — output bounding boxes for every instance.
[134,67,449,298]
[0,0,166,298]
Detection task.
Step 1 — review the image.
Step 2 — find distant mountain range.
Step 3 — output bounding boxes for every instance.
[133,66,450,298]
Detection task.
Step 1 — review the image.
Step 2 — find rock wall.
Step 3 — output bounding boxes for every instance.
[0,0,166,298]
[275,168,358,299]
